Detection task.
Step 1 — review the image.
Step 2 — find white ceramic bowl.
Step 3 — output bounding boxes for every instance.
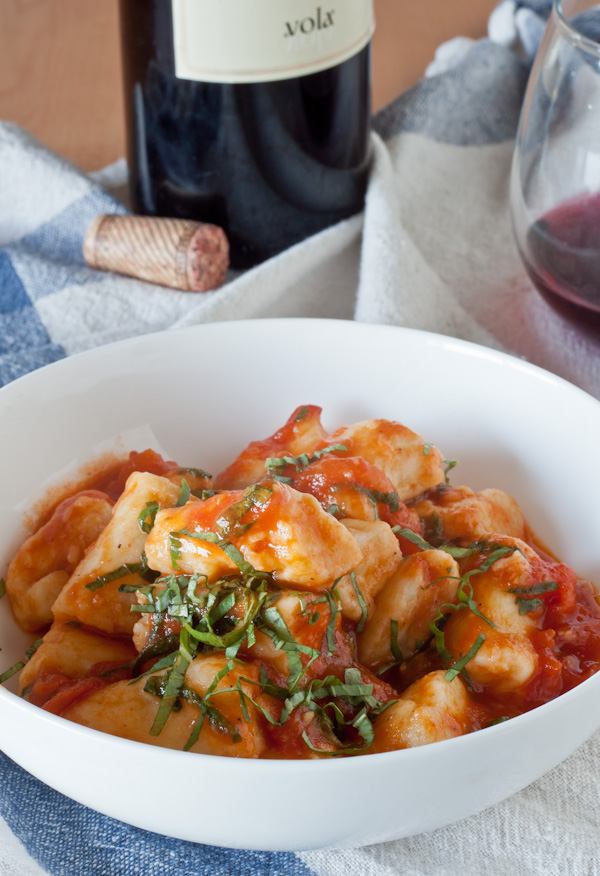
[1,319,600,851]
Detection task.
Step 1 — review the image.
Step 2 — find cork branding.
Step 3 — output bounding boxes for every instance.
[284,8,335,37]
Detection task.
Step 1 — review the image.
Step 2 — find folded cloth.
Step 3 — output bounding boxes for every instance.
[2,1,599,399]
[2,1,599,874]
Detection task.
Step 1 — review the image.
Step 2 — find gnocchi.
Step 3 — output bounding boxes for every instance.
[2,406,600,760]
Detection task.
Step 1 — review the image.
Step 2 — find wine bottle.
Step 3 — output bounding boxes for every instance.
[118,0,374,269]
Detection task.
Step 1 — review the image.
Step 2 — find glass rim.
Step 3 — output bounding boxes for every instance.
[554,0,600,56]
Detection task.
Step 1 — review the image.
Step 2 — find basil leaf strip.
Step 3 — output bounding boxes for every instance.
[85,561,149,592]
[392,527,434,551]
[0,637,43,685]
[265,444,348,475]
[515,597,546,615]
[488,715,511,726]
[176,479,191,507]
[509,580,558,596]
[148,640,194,736]
[312,588,340,657]
[215,485,273,539]
[442,459,458,483]
[356,487,399,513]
[130,633,181,679]
[138,501,159,534]
[169,528,269,580]
[177,467,212,480]
[182,661,241,750]
[445,633,485,681]
[350,571,368,634]
[389,619,404,663]
[428,544,513,666]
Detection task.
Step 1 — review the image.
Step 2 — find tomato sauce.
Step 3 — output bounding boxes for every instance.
[6,415,600,759]
[91,449,178,502]
[29,659,133,715]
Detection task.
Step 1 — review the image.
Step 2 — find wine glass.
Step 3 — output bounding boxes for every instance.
[510,0,600,325]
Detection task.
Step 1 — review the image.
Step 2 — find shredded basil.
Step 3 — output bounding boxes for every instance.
[488,715,511,726]
[389,619,404,663]
[183,661,243,749]
[510,580,558,596]
[442,458,458,483]
[186,588,267,657]
[0,637,43,685]
[314,587,341,657]
[428,513,443,542]
[301,703,375,757]
[104,497,404,756]
[428,544,513,674]
[85,560,151,592]
[170,526,270,581]
[350,572,368,634]
[243,666,393,756]
[148,641,194,736]
[0,578,5,600]
[470,546,515,576]
[442,544,483,559]
[454,579,496,627]
[0,664,23,685]
[259,604,320,691]
[234,678,281,727]
[138,501,159,534]
[356,487,399,514]
[132,566,281,739]
[130,634,181,678]
[215,485,272,538]
[176,479,191,507]
[194,488,218,500]
[445,633,485,681]
[144,660,244,749]
[128,652,178,685]
[265,444,348,475]
[515,597,545,615]
[177,467,212,480]
[392,527,434,551]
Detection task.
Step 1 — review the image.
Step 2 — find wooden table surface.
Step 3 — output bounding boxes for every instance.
[0,0,498,172]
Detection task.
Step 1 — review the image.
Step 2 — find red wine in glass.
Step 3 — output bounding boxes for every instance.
[524,191,600,326]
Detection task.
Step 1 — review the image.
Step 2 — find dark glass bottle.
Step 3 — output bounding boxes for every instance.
[118,0,372,269]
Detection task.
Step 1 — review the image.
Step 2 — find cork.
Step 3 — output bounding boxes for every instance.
[83,214,229,292]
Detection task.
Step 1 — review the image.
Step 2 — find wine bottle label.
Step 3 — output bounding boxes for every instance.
[172,0,374,84]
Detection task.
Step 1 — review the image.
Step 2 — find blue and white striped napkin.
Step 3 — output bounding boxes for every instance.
[3,2,600,874]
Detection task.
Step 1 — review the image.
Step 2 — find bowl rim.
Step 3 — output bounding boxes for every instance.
[1,317,600,772]
[0,316,595,403]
